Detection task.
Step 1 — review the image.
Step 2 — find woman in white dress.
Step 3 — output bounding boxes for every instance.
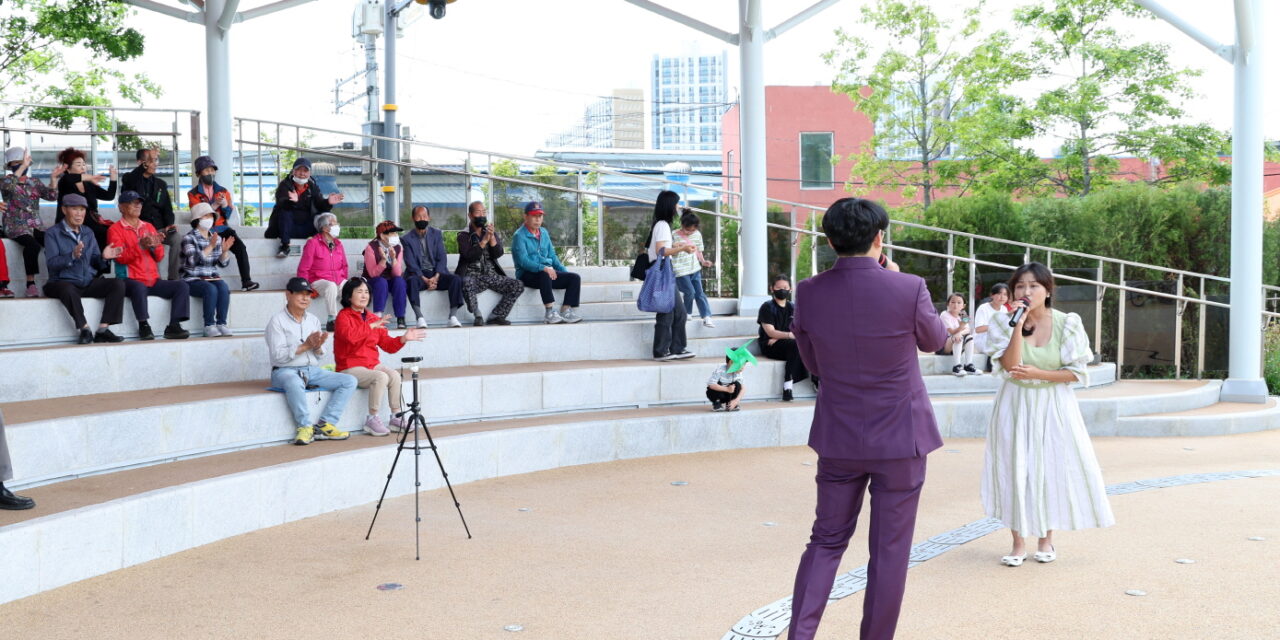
[982,263,1114,567]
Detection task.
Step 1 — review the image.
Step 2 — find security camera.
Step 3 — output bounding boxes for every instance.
[429,0,446,19]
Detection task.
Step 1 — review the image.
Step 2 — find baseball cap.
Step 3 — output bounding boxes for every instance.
[375,220,404,235]
[524,201,544,215]
[118,190,143,204]
[293,157,312,171]
[286,277,315,294]
[62,194,88,208]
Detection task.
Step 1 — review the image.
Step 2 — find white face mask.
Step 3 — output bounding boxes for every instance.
[386,235,400,246]
[198,217,214,231]
[292,175,308,185]
[328,224,341,238]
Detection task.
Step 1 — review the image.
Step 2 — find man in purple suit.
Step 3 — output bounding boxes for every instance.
[787,197,948,640]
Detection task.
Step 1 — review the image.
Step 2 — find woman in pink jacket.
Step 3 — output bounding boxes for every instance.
[362,221,410,329]
[298,212,349,330]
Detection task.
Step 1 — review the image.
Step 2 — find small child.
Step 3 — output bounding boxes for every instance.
[673,209,715,328]
[938,293,977,376]
[706,341,756,411]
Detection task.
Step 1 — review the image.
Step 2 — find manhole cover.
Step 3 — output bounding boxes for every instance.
[517,507,531,512]
[762,522,777,527]
[503,624,524,632]
[671,481,689,486]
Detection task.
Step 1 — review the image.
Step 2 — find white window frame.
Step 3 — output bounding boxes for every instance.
[799,132,835,190]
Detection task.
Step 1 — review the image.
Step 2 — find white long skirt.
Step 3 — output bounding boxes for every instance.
[981,380,1115,538]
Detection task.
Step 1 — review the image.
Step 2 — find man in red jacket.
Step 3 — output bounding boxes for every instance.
[109,191,191,340]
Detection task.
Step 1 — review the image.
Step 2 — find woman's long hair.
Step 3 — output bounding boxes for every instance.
[644,190,681,249]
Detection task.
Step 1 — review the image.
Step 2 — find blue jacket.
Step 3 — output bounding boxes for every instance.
[402,226,452,278]
[45,221,108,287]
[511,225,567,279]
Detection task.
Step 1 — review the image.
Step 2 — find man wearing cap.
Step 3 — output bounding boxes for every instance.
[403,205,465,328]
[121,147,183,281]
[188,155,259,291]
[43,194,127,344]
[511,201,582,324]
[266,158,344,258]
[108,190,192,340]
[2,146,63,297]
[265,277,357,446]
[362,220,410,329]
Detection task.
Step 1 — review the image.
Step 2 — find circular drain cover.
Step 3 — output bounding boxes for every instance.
[1175,559,1195,564]
[504,625,524,632]
[517,507,531,512]
[1125,590,1147,597]
[1248,536,1266,541]
[671,481,689,486]
[377,583,404,591]
[762,522,777,527]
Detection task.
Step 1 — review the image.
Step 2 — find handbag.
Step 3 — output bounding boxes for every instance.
[630,251,651,281]
[637,255,676,313]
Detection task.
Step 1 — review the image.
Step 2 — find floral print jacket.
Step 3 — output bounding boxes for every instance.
[0,173,57,237]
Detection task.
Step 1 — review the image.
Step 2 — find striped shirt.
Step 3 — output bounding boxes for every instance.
[181,228,231,280]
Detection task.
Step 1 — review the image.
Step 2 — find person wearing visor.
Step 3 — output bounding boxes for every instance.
[187,155,258,290]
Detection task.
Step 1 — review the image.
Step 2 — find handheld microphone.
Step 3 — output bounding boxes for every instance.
[1008,298,1031,327]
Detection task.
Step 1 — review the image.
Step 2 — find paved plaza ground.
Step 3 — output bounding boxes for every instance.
[3,429,1277,639]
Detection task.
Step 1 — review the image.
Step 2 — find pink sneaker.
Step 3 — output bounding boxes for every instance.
[363,414,390,437]
[25,284,39,298]
[389,415,410,432]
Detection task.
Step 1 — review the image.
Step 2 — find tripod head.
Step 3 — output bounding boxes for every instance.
[401,355,423,375]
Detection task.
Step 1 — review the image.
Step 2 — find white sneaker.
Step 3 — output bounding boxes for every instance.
[204,325,218,337]
[448,315,462,328]
[560,307,583,324]
[217,324,233,337]
[416,317,428,329]
[544,309,564,324]
[702,317,716,328]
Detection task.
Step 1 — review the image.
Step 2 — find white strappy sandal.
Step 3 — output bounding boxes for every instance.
[1000,553,1026,567]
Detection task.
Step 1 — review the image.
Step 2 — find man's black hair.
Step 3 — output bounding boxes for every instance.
[822,197,889,256]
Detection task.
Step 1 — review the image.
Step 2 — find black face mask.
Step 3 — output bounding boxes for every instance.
[773,290,791,301]
[472,216,487,228]
[414,220,430,230]
[6,162,20,173]
[199,174,215,186]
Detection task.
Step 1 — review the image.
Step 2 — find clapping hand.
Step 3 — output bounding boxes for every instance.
[304,331,327,351]
[326,193,344,206]
[102,243,123,260]
[108,165,117,181]
[368,316,388,330]
[140,234,159,250]
[401,327,426,342]
[214,192,228,208]
[221,235,236,253]
[51,163,66,182]
[287,190,300,203]
[73,241,85,259]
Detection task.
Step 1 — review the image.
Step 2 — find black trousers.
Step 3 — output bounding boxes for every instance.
[706,381,743,404]
[653,290,687,358]
[407,271,464,311]
[267,209,315,246]
[217,227,252,281]
[518,270,581,307]
[760,338,810,384]
[124,278,191,325]
[44,277,126,328]
[13,230,44,278]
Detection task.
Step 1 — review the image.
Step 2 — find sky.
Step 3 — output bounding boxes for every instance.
[34,0,1280,160]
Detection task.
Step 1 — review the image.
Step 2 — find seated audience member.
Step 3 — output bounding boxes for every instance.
[43,194,126,344]
[108,190,191,340]
[362,221,409,329]
[266,157,344,258]
[55,147,116,251]
[334,277,426,436]
[456,201,522,326]
[973,282,1011,372]
[0,409,35,510]
[2,146,63,297]
[758,275,811,401]
[939,292,977,376]
[0,202,9,296]
[706,342,756,412]
[187,155,259,290]
[266,277,357,446]
[121,147,182,282]
[182,203,235,337]
[402,205,465,328]
[511,201,582,324]
[299,212,348,332]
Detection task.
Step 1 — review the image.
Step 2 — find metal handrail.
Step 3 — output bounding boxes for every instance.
[0,100,198,115]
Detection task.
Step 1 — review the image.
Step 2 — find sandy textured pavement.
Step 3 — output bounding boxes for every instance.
[3,430,1277,640]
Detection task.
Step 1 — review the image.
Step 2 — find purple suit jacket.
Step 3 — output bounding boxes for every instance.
[792,257,949,460]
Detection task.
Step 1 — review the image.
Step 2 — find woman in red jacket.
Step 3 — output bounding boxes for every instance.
[334,277,426,436]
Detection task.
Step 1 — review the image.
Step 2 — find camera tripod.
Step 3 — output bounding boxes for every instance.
[365,359,472,559]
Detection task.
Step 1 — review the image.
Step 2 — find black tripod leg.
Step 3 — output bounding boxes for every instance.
[413,407,422,561]
[415,413,473,539]
[365,423,415,541]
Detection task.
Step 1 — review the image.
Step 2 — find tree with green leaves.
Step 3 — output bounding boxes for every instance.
[824,0,1009,208]
[1,0,160,130]
[999,0,1231,196]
